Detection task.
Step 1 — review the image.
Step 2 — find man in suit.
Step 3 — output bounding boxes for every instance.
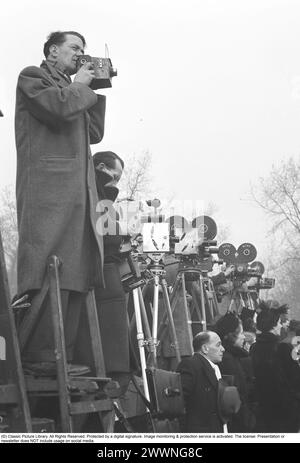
[15,31,106,373]
[177,331,225,432]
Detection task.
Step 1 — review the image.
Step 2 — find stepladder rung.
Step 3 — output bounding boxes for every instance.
[70,376,111,383]
[69,399,113,415]
[25,376,111,394]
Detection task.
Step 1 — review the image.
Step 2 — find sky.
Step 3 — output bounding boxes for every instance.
[2,0,300,269]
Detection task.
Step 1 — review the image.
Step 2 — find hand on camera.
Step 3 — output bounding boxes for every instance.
[224,264,235,277]
[74,62,95,86]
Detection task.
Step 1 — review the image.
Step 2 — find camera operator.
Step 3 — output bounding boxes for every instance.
[75,151,131,392]
[15,31,106,375]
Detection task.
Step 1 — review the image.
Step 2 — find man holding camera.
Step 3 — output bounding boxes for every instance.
[75,151,132,392]
[15,31,106,374]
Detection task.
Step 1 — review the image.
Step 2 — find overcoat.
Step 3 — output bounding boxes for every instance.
[177,353,223,432]
[251,332,300,432]
[15,61,106,294]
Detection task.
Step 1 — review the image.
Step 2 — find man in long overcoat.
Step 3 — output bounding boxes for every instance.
[15,31,106,369]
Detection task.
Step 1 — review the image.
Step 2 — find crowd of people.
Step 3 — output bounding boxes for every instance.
[177,301,300,433]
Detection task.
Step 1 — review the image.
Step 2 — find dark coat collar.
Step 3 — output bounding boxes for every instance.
[194,353,219,389]
[223,344,249,359]
[256,331,279,345]
[40,60,71,87]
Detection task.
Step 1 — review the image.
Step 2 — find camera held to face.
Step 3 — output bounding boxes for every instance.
[77,55,117,89]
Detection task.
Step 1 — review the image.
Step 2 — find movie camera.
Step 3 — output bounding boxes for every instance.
[218,242,275,290]
[164,214,221,281]
[76,44,117,89]
[167,215,219,258]
[218,242,258,280]
[256,277,275,290]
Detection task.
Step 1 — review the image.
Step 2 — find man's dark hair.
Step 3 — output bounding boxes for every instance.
[43,31,86,58]
[193,331,211,352]
[256,307,286,333]
[93,151,125,170]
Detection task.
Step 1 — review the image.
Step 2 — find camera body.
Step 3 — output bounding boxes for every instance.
[77,55,117,89]
[248,277,275,290]
[233,263,262,280]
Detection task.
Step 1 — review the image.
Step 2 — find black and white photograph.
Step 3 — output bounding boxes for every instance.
[1,0,300,448]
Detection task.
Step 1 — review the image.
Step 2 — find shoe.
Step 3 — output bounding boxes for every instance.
[23,361,90,377]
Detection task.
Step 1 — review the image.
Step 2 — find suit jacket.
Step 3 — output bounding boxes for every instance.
[15,60,106,294]
[177,353,223,432]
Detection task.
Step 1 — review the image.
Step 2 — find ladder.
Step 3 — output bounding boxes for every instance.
[0,229,116,432]
[0,229,32,431]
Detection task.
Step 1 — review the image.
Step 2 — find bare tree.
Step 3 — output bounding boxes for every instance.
[118,150,152,201]
[0,185,18,265]
[252,157,300,237]
[251,156,300,316]
[0,185,18,296]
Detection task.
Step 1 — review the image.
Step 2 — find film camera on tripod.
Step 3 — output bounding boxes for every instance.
[167,215,221,273]
[217,242,274,313]
[163,215,222,334]
[247,262,275,291]
[218,243,275,290]
[218,243,258,281]
[114,199,186,428]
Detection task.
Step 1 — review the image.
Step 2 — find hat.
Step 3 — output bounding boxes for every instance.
[218,377,241,423]
[215,313,241,340]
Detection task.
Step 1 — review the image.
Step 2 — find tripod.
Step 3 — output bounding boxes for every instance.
[125,252,182,397]
[157,258,221,355]
[226,280,256,315]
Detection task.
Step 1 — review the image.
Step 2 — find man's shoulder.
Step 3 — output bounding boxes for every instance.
[18,65,47,78]
[178,353,208,371]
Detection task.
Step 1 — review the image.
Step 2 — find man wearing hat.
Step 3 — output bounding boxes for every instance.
[177,331,240,432]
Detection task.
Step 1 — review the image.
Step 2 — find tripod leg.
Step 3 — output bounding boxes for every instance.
[203,281,214,323]
[151,275,160,365]
[157,273,181,341]
[137,287,154,364]
[198,276,207,331]
[47,256,72,433]
[227,297,235,313]
[138,287,152,341]
[132,288,150,401]
[180,273,194,347]
[190,282,205,332]
[208,280,220,318]
[161,279,181,364]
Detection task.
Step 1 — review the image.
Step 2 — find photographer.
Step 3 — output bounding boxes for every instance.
[75,151,131,392]
[15,31,106,375]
